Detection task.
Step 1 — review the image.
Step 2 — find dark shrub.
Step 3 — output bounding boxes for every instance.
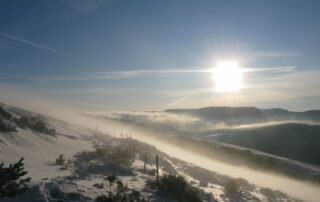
[93,183,105,189]
[0,107,12,120]
[106,174,117,193]
[16,116,56,136]
[95,194,109,202]
[95,190,147,202]
[156,174,202,202]
[0,118,17,132]
[0,158,31,198]
[224,178,241,195]
[67,192,82,200]
[55,154,66,165]
[109,148,133,166]
[116,180,126,193]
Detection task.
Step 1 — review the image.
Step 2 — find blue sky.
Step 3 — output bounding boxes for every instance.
[1,0,320,111]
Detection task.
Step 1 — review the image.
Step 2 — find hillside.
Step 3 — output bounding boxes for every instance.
[211,123,320,166]
[165,107,267,125]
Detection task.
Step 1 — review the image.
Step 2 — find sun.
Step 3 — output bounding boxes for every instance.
[212,61,243,92]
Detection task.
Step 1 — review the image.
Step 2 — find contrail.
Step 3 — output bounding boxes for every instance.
[0,32,69,56]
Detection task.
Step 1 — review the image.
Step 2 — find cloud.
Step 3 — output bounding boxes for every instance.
[36,66,296,82]
[48,87,135,98]
[34,68,211,81]
[93,111,221,133]
[0,32,69,56]
[150,88,213,96]
[243,66,296,73]
[90,110,320,137]
[35,71,135,81]
[241,50,301,58]
[0,73,30,79]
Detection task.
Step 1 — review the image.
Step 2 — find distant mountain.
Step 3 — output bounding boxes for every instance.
[166,107,320,166]
[212,123,320,166]
[165,107,267,125]
[261,108,320,121]
[165,106,320,124]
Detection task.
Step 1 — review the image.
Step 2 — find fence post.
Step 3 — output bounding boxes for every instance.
[156,155,159,183]
[144,154,147,173]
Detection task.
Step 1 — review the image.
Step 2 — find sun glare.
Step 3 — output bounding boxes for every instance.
[212,61,243,92]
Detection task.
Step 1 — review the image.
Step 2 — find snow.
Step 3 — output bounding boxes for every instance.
[204,184,225,202]
[0,124,93,183]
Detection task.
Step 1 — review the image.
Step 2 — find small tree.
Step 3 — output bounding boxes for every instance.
[0,158,31,198]
[106,174,117,194]
[55,154,65,165]
[116,180,125,193]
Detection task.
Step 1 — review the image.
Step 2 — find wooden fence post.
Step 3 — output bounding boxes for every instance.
[156,155,159,183]
[143,154,147,173]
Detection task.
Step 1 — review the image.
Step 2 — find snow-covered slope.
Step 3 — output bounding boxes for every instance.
[0,104,94,182]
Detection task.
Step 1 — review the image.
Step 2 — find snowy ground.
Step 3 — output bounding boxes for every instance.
[0,121,93,183]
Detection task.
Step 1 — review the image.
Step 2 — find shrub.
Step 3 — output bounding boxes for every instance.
[93,183,104,189]
[15,116,55,136]
[55,154,66,165]
[106,174,117,193]
[224,178,241,195]
[96,177,148,201]
[128,190,143,201]
[93,144,107,158]
[0,158,31,198]
[156,174,202,202]
[95,189,148,202]
[95,194,108,202]
[76,145,134,167]
[66,192,82,200]
[0,107,12,120]
[116,180,125,193]
[0,118,17,132]
[109,148,133,166]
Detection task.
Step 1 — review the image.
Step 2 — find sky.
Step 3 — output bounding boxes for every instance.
[1,0,320,111]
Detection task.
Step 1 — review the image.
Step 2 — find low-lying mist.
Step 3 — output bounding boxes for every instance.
[93,110,320,134]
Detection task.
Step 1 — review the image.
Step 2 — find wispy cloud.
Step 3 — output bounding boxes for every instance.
[150,88,213,96]
[36,68,212,81]
[36,66,296,81]
[0,32,69,56]
[48,87,134,97]
[242,50,301,58]
[243,66,296,73]
[0,73,29,79]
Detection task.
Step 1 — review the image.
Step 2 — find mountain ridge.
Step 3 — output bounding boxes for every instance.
[165,106,320,124]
